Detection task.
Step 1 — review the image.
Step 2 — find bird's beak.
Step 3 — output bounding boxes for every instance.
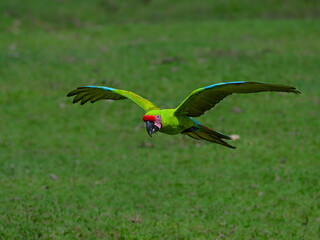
[146,121,159,137]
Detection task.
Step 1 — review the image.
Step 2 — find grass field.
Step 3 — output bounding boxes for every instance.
[1,1,320,239]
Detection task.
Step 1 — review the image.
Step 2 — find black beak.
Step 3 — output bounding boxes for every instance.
[146,121,159,137]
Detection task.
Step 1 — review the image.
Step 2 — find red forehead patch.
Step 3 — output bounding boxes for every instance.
[143,115,156,122]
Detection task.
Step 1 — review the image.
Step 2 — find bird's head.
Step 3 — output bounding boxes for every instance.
[142,114,162,137]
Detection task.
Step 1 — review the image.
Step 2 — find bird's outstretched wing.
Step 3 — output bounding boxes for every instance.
[67,86,160,112]
[174,81,300,117]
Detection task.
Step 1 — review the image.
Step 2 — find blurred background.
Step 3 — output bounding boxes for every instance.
[1,0,320,28]
[1,0,319,239]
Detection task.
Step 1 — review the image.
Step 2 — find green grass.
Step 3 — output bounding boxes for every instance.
[1,1,320,238]
[1,0,319,30]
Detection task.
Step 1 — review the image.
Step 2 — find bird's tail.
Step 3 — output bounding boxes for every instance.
[182,124,235,149]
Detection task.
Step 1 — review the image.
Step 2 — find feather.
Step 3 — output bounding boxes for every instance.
[182,123,235,148]
[67,86,159,112]
[174,81,300,117]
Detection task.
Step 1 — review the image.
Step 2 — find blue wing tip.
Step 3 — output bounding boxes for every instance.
[189,117,201,127]
[85,86,116,91]
[204,81,247,90]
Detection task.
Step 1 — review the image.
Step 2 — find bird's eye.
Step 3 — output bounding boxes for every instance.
[157,115,160,118]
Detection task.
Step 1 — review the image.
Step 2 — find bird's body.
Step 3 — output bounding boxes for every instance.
[68,81,300,149]
[146,109,193,135]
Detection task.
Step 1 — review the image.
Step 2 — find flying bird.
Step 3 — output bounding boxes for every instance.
[67,81,300,149]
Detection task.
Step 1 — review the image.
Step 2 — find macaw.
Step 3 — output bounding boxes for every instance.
[67,81,300,149]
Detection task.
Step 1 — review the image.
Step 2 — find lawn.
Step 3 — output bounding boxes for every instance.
[0,1,320,239]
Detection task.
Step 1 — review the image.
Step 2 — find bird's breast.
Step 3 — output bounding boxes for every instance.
[160,114,195,135]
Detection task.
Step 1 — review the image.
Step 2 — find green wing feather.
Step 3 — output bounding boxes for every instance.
[174,81,300,117]
[67,86,160,112]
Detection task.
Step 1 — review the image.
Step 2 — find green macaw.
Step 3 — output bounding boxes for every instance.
[67,81,300,149]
